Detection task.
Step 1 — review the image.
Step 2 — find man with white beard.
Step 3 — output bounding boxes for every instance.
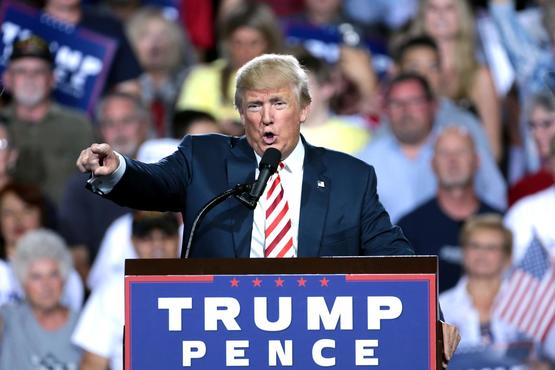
[2,35,94,203]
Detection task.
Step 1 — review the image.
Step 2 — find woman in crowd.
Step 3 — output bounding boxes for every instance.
[440,214,554,367]
[408,0,502,162]
[175,1,283,135]
[0,182,83,311]
[0,229,82,369]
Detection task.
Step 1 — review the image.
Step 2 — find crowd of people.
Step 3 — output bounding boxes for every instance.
[0,0,554,368]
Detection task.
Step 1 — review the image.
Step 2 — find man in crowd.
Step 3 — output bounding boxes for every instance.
[76,53,460,365]
[59,92,150,281]
[72,211,180,370]
[2,35,94,203]
[358,73,505,222]
[398,126,502,292]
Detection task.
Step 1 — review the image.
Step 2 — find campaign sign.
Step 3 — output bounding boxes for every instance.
[0,1,116,113]
[125,273,437,369]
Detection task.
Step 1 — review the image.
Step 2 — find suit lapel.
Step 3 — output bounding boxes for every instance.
[227,137,256,258]
[298,140,329,257]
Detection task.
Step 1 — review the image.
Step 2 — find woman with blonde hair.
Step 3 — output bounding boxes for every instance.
[408,0,502,162]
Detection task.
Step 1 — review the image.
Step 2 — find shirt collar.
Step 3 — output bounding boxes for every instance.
[254,137,305,173]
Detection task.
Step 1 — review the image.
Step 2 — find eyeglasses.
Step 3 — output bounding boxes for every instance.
[387,96,429,110]
[465,242,504,253]
[528,119,555,131]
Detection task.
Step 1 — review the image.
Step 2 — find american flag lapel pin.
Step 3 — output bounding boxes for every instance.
[317,180,325,188]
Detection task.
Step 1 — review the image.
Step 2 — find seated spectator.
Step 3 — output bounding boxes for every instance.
[72,211,180,370]
[0,119,17,191]
[44,0,142,94]
[176,1,283,135]
[126,7,197,137]
[58,92,151,282]
[1,36,95,203]
[392,35,499,165]
[0,229,82,369]
[171,110,222,139]
[406,0,502,162]
[508,91,555,206]
[296,50,371,155]
[505,135,555,263]
[0,183,83,311]
[440,214,554,366]
[399,126,502,292]
[357,73,506,222]
[489,0,555,175]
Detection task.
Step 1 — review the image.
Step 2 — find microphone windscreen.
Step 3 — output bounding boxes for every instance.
[259,148,281,171]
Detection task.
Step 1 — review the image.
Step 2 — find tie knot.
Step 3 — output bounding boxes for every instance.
[278,162,285,171]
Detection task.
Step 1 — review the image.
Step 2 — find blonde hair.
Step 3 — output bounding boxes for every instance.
[409,0,479,100]
[459,214,512,256]
[126,7,194,72]
[234,54,311,111]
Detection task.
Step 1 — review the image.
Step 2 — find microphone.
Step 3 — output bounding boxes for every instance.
[235,148,281,210]
[181,148,281,258]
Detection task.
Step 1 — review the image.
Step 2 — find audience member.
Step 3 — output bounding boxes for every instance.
[398,126,502,292]
[440,214,554,365]
[296,50,370,155]
[358,73,506,222]
[44,0,142,94]
[489,0,555,174]
[1,36,95,203]
[393,35,498,163]
[508,91,555,205]
[504,134,555,263]
[0,120,17,191]
[126,7,197,137]
[175,1,283,135]
[72,211,180,370]
[408,0,502,162]
[58,92,150,282]
[0,229,82,369]
[0,183,83,311]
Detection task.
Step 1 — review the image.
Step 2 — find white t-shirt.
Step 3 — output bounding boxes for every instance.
[72,273,124,370]
[504,187,555,263]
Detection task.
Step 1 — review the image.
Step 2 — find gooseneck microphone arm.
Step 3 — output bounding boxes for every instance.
[181,147,282,259]
[181,183,251,259]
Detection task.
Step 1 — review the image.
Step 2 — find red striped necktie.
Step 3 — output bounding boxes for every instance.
[264,162,295,258]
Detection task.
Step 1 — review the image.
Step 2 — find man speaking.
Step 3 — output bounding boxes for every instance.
[77,54,459,365]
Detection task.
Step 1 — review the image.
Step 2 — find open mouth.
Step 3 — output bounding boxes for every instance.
[263,132,277,145]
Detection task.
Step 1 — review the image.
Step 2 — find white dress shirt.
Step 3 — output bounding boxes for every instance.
[250,139,304,258]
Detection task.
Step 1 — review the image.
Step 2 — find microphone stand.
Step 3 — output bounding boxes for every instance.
[181,183,253,259]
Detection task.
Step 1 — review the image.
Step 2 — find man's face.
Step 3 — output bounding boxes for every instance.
[228,26,268,70]
[386,80,436,145]
[133,229,179,259]
[529,105,555,161]
[399,46,441,94]
[241,86,309,159]
[3,58,53,108]
[432,129,478,189]
[99,97,148,157]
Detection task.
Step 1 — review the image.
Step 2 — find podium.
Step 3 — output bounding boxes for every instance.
[124,256,441,369]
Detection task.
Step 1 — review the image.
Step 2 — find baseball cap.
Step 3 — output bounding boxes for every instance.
[9,35,54,65]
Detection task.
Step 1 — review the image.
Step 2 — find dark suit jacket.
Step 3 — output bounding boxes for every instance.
[106,134,413,258]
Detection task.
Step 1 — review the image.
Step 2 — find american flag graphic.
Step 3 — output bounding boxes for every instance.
[496,234,555,342]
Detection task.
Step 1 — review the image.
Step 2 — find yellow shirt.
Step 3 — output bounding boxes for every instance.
[175,59,240,122]
[301,117,370,155]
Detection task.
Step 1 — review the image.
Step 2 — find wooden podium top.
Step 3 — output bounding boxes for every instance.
[125,255,437,276]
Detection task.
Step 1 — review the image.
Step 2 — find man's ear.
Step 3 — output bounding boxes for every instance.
[300,102,311,124]
[2,70,12,92]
